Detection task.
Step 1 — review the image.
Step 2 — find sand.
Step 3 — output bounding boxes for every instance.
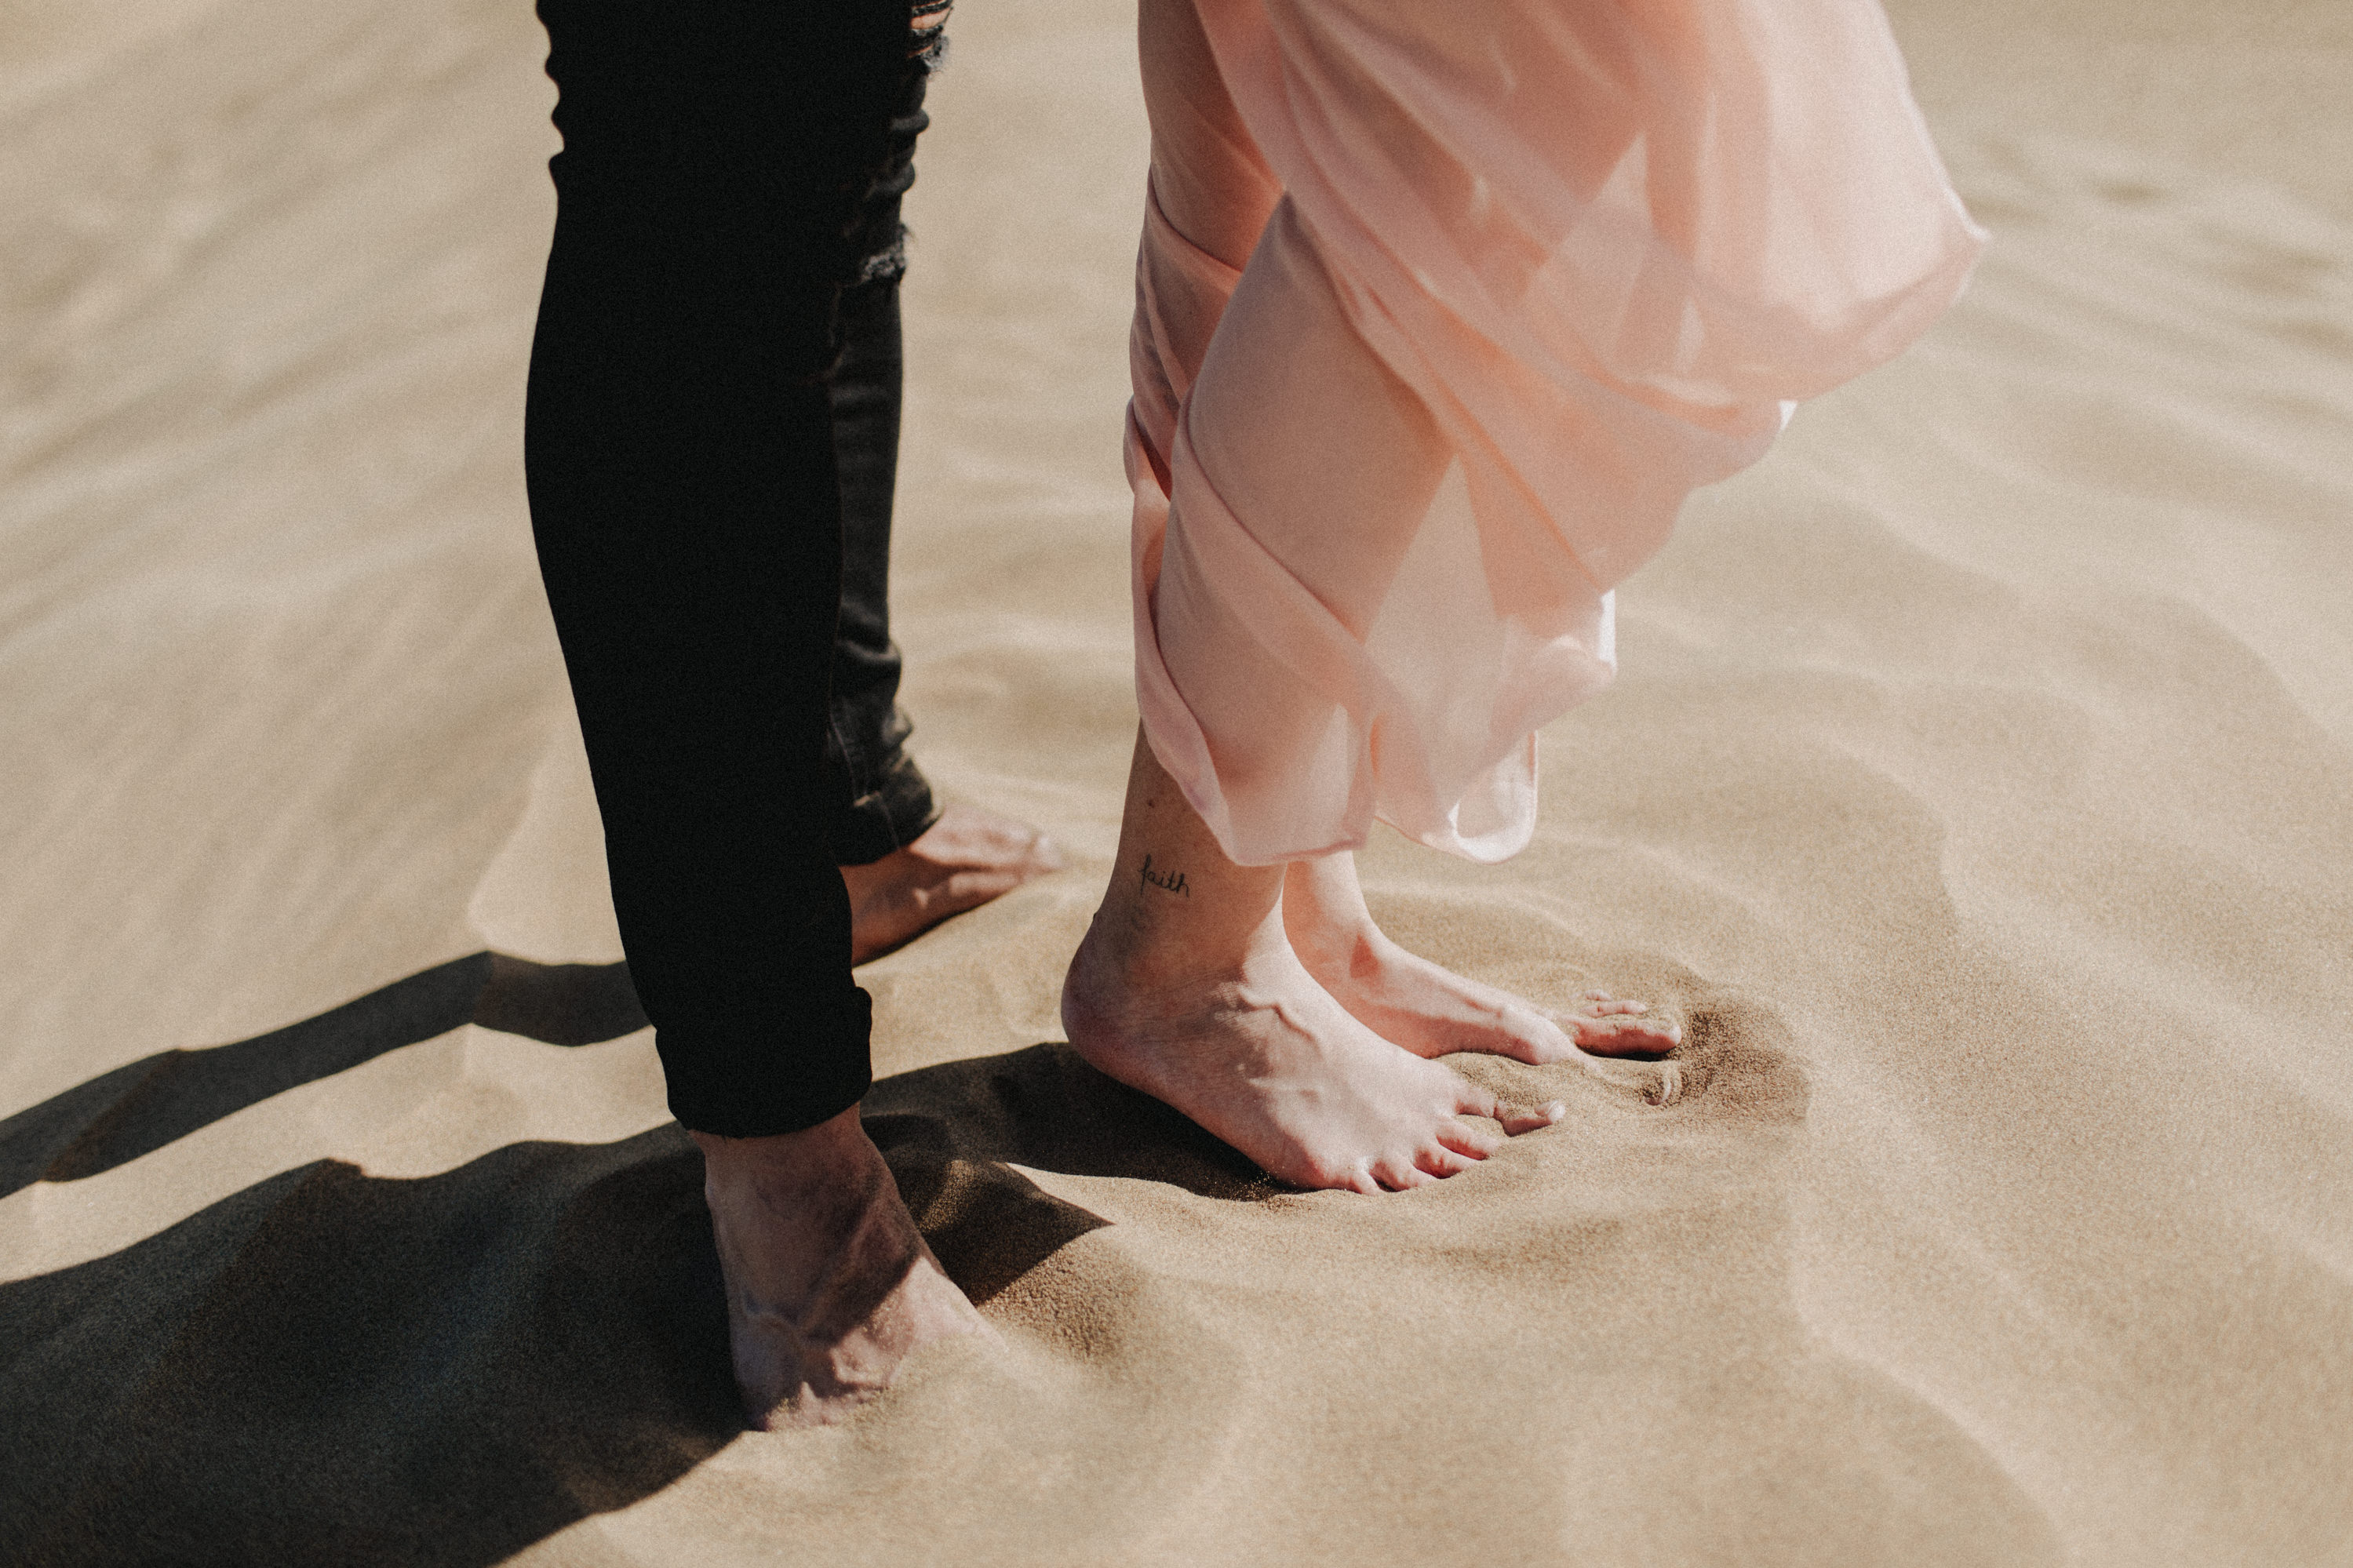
[2,0,2348,1563]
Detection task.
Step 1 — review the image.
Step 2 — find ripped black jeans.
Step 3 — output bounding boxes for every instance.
[525,0,941,1136]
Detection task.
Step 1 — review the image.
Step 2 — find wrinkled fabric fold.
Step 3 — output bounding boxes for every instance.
[1127,0,1984,864]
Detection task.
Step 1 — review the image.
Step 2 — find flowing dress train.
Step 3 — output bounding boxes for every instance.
[1126,0,1985,864]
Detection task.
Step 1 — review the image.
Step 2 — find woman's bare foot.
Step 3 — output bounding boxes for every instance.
[694,1107,994,1429]
[841,802,1065,964]
[1282,853,1681,1063]
[1059,730,1561,1193]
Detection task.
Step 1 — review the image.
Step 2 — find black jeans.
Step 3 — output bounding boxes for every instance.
[525,0,938,1137]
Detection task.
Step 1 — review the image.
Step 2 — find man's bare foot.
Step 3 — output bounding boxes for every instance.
[1059,729,1561,1193]
[1282,853,1682,1063]
[694,1108,994,1429]
[841,802,1065,964]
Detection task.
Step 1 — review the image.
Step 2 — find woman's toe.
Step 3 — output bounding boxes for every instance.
[1435,1120,1501,1160]
[1415,1141,1478,1177]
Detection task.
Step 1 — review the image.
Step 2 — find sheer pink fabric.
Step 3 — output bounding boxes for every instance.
[1126,0,1985,864]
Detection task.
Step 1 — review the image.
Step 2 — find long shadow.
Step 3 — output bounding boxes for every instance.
[0,972,1291,1564]
[0,1130,734,1568]
[0,953,649,1201]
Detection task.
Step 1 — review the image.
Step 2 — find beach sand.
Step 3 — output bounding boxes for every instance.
[2,0,2349,1562]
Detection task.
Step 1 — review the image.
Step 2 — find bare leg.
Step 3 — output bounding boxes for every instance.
[1061,729,1563,1193]
[842,802,1065,965]
[695,1106,993,1428]
[1284,853,1681,1063]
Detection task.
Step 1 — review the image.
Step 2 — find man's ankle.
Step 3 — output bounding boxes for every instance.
[692,1105,875,1189]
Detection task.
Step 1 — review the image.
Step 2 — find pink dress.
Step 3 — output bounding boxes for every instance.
[1127,0,1984,864]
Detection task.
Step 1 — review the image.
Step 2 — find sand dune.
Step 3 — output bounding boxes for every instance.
[2,0,2349,1563]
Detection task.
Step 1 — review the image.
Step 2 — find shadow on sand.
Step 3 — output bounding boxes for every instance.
[0,954,651,1202]
[0,964,1273,1566]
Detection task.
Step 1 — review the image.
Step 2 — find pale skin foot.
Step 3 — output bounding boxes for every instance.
[841,801,1065,965]
[1282,853,1681,1064]
[1060,729,1563,1193]
[694,1106,995,1429]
